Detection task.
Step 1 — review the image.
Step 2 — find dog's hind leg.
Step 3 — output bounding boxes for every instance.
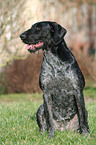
[36,104,47,134]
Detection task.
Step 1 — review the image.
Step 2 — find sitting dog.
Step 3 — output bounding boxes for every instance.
[20,21,89,137]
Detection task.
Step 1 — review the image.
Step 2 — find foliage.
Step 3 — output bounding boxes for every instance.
[1,51,95,93]
[0,0,96,68]
[0,72,6,93]
[72,51,96,81]
[4,53,43,93]
[0,0,26,67]
[0,51,96,94]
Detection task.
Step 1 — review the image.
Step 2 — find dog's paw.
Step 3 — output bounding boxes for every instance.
[82,130,90,136]
[40,128,46,134]
[80,126,90,135]
[48,132,54,138]
[48,128,55,138]
[77,126,90,136]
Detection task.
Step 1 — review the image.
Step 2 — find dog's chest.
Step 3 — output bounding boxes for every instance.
[41,51,64,77]
[40,51,77,90]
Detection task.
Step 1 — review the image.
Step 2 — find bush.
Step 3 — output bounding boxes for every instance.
[72,50,96,82]
[2,50,96,93]
[6,52,43,93]
[0,72,7,93]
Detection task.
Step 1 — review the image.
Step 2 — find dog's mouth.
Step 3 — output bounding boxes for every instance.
[26,42,44,52]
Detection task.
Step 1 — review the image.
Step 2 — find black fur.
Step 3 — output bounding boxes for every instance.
[20,21,89,137]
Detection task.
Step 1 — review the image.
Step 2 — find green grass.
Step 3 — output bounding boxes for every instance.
[84,87,96,98]
[0,89,96,145]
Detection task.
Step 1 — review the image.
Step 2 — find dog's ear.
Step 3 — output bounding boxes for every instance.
[50,22,67,45]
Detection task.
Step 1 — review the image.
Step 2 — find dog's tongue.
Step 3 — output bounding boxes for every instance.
[26,42,43,50]
[26,45,30,50]
[26,44,35,50]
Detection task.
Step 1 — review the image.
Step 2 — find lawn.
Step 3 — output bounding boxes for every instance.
[0,89,96,145]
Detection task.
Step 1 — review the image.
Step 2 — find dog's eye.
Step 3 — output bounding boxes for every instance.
[36,27,41,30]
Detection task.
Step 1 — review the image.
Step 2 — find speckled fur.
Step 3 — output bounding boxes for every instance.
[20,21,89,137]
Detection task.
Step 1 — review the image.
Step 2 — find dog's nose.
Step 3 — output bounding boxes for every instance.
[20,33,26,39]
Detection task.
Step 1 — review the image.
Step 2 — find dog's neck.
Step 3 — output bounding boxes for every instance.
[43,40,74,63]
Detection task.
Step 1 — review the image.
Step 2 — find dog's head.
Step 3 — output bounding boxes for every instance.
[20,21,67,53]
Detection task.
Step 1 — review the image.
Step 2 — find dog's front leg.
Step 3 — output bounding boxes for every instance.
[75,91,89,134]
[43,93,55,137]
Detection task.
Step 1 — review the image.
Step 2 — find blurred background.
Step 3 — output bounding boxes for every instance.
[0,0,96,94]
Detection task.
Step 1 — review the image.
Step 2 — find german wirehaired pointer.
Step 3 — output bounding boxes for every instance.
[20,21,89,137]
